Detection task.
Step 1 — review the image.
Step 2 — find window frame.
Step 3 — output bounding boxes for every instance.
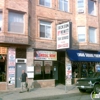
[77,0,85,13]
[88,0,96,16]
[39,0,52,8]
[39,20,52,39]
[77,26,86,43]
[0,11,2,32]
[8,11,25,34]
[89,27,97,43]
[59,0,69,12]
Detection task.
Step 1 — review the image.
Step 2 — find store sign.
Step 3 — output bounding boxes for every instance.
[44,61,52,74]
[57,22,70,49]
[34,51,57,60]
[8,48,16,85]
[0,47,7,54]
[77,53,100,58]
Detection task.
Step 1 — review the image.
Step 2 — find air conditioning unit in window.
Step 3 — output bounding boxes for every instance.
[78,8,84,13]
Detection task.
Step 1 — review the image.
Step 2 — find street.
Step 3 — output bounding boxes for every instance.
[22,92,91,100]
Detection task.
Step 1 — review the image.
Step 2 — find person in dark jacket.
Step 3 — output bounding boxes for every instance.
[20,70,29,93]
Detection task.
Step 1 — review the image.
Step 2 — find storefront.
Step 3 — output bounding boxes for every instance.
[0,46,27,90]
[0,47,7,90]
[34,50,57,88]
[66,49,100,84]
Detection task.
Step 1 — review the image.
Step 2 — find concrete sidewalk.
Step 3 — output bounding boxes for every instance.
[0,85,78,100]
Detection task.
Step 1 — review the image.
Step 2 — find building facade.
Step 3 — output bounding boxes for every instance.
[0,0,29,90]
[0,0,100,90]
[29,0,100,86]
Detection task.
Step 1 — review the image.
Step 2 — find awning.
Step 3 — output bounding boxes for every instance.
[67,49,100,62]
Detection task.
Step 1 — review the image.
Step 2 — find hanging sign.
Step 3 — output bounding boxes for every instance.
[57,22,70,49]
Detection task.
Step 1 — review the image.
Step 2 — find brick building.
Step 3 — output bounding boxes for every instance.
[0,0,100,90]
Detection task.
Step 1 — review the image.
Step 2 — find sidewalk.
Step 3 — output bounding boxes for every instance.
[0,84,78,100]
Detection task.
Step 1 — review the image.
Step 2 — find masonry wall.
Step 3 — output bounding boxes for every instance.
[30,0,100,51]
[0,0,29,45]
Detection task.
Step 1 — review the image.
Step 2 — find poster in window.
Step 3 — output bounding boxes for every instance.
[44,61,52,74]
[34,61,43,74]
[95,64,100,72]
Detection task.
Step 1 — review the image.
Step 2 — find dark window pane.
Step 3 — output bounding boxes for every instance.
[40,25,45,37]
[88,0,94,15]
[39,0,44,5]
[0,12,2,31]
[8,11,24,33]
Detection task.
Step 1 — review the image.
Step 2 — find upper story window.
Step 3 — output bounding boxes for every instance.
[40,20,52,39]
[77,0,84,13]
[0,11,2,31]
[39,0,51,7]
[8,11,24,33]
[88,0,96,15]
[59,0,68,12]
[89,27,96,43]
[77,26,86,42]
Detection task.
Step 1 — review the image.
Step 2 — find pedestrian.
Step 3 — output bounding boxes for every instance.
[19,70,29,93]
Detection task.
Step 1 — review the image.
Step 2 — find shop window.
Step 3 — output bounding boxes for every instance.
[88,0,96,15]
[39,0,51,7]
[40,20,52,39]
[77,0,84,13]
[89,27,96,43]
[59,0,69,12]
[34,61,53,80]
[8,11,24,33]
[77,26,86,42]
[0,55,7,82]
[0,11,2,31]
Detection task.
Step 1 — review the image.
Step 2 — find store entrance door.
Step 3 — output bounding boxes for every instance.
[15,63,26,88]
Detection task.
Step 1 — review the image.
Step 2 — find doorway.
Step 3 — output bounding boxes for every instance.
[15,63,26,88]
[0,55,7,82]
[57,51,65,85]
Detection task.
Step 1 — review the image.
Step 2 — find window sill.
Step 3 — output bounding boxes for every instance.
[37,4,52,9]
[39,37,52,40]
[8,31,24,34]
[88,14,97,17]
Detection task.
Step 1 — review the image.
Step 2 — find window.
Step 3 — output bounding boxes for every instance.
[40,21,51,39]
[88,0,96,15]
[77,0,84,13]
[77,26,86,42]
[59,0,68,12]
[89,27,96,43]
[8,11,24,33]
[34,60,54,80]
[39,0,51,7]
[0,12,2,31]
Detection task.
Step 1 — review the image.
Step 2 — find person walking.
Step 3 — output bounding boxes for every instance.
[20,70,29,93]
